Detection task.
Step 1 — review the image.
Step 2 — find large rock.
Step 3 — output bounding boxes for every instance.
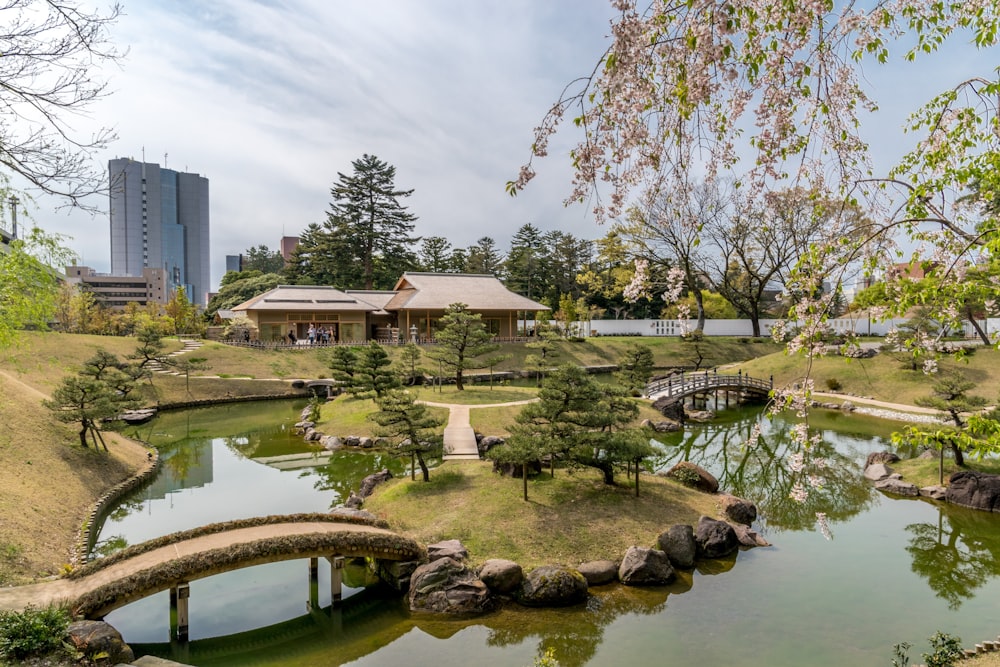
[478,435,505,455]
[642,418,682,433]
[66,620,134,665]
[719,494,757,526]
[618,546,676,586]
[577,560,619,586]
[408,557,498,615]
[919,485,948,501]
[865,451,901,468]
[874,477,919,496]
[657,524,696,569]
[946,471,1000,511]
[330,506,377,522]
[864,463,893,481]
[358,469,393,498]
[663,462,719,493]
[517,565,589,607]
[478,558,524,594]
[694,516,739,559]
[651,396,685,421]
[685,409,716,422]
[427,539,469,562]
[733,524,770,547]
[321,435,342,450]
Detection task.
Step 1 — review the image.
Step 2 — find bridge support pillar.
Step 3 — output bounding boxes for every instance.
[169,582,190,644]
[327,556,345,608]
[308,557,320,611]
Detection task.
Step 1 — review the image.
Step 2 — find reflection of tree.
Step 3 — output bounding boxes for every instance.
[310,452,406,506]
[482,580,692,667]
[906,505,1000,609]
[652,412,875,531]
[93,535,128,557]
[106,498,145,523]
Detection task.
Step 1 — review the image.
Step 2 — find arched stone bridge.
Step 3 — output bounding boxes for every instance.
[646,371,773,405]
[0,515,423,623]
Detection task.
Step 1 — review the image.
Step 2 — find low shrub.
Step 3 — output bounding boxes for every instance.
[0,605,71,661]
[824,377,843,391]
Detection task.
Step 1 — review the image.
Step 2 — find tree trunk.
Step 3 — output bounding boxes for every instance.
[522,462,528,501]
[410,452,416,481]
[751,316,761,338]
[78,423,89,448]
[952,443,965,468]
[600,462,615,485]
[456,368,464,391]
[693,287,706,331]
[416,452,430,481]
[966,306,990,345]
[635,461,640,497]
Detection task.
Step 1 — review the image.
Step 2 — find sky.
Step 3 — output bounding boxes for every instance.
[8,1,999,294]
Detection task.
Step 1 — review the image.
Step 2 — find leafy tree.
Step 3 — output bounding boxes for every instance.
[576,228,641,320]
[294,154,420,289]
[418,236,458,273]
[616,343,654,396]
[0,2,122,205]
[45,371,137,450]
[426,303,500,391]
[350,343,399,399]
[164,286,200,335]
[536,231,592,307]
[504,364,654,487]
[370,389,443,481]
[488,426,545,501]
[397,342,425,386]
[524,321,560,386]
[464,237,504,275]
[327,346,359,392]
[0,227,75,348]
[505,223,544,299]
[241,244,285,274]
[128,325,170,370]
[205,271,282,319]
[167,356,211,396]
[912,373,991,469]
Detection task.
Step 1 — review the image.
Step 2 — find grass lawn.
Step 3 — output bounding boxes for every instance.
[363,460,721,569]
[738,346,1000,407]
[893,454,1000,488]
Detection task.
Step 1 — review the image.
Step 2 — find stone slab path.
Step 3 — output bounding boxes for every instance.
[419,398,538,461]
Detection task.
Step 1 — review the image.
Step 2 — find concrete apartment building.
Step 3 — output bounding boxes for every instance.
[64,265,168,310]
[109,158,210,306]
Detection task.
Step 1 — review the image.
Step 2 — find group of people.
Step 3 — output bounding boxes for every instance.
[288,323,333,345]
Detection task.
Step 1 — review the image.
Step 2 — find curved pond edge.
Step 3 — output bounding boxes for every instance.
[75,438,160,567]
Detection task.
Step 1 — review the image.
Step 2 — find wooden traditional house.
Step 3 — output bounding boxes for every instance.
[383,272,548,341]
[230,273,548,343]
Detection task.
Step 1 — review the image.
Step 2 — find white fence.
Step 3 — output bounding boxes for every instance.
[573,317,1000,338]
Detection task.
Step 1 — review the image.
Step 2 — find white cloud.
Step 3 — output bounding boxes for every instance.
[13,1,997,294]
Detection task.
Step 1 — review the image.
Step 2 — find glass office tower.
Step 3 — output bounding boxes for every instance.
[109,158,210,306]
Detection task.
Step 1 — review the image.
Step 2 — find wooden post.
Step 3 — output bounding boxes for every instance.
[169,582,190,644]
[328,556,345,608]
[308,557,320,611]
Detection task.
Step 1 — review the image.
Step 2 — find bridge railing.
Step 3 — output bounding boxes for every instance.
[646,371,772,400]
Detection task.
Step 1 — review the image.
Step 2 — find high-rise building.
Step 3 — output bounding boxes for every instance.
[109,158,210,306]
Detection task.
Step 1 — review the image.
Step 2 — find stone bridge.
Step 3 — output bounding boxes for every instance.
[0,515,423,641]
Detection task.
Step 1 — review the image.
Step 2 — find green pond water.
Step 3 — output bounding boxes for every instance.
[93,400,1000,666]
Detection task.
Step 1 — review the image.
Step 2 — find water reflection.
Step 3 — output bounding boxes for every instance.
[906,504,1000,609]
[652,410,878,534]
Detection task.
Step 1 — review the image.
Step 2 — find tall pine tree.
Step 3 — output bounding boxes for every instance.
[327,154,419,289]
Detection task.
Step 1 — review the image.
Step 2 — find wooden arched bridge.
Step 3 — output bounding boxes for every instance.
[646,370,773,405]
[0,514,423,642]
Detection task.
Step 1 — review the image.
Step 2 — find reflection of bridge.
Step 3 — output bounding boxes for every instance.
[646,371,772,405]
[0,515,423,642]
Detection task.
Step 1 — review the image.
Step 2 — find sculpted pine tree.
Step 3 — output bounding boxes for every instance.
[370,389,443,482]
[427,303,500,391]
[350,343,400,399]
